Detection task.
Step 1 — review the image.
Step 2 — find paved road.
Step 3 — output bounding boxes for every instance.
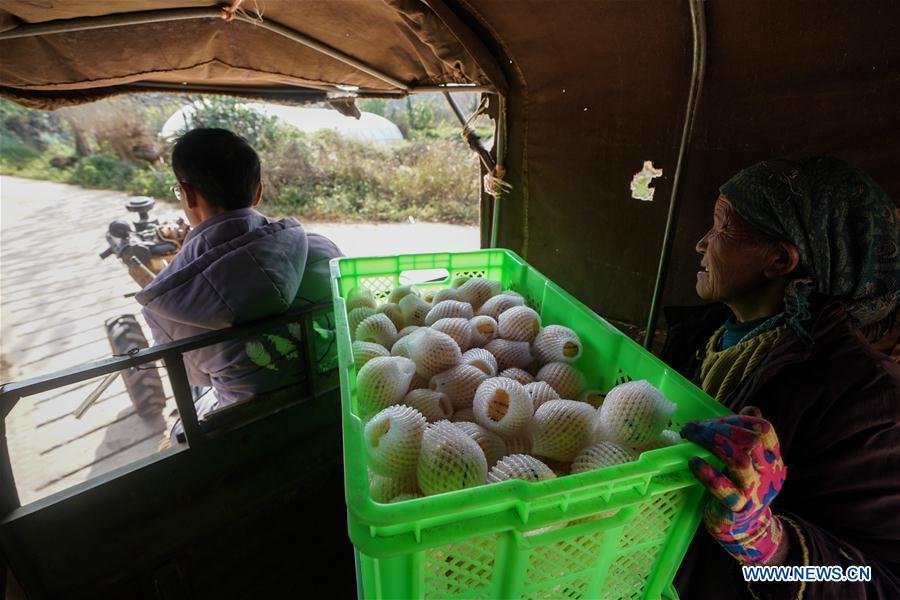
[0,175,478,504]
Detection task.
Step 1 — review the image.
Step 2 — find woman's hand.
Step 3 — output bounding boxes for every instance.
[682,407,787,565]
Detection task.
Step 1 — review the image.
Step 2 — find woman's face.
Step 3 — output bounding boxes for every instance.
[695,196,774,305]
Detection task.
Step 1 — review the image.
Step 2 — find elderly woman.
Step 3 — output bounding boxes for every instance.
[664,157,900,599]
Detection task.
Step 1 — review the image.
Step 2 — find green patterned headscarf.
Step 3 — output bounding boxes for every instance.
[720,157,900,345]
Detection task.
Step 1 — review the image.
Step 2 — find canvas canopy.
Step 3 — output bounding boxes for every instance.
[1,0,898,329]
[0,0,506,107]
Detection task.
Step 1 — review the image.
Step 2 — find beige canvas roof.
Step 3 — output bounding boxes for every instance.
[0,1,506,108]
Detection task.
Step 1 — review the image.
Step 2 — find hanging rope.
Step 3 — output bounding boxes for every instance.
[445,92,512,199]
[221,0,264,24]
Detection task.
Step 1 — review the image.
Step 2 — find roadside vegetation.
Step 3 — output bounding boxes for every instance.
[0,94,486,224]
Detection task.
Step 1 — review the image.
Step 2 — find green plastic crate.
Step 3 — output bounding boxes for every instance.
[331,249,728,600]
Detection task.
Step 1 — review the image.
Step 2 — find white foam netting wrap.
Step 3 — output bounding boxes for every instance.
[418,420,488,495]
[571,441,639,474]
[453,421,508,467]
[356,356,416,420]
[407,328,462,378]
[484,339,533,371]
[461,347,498,376]
[478,293,525,320]
[498,306,542,342]
[532,325,582,364]
[430,364,488,409]
[401,388,453,422]
[598,380,676,446]
[473,377,533,438]
[425,300,474,326]
[532,399,597,462]
[487,454,556,483]
[356,313,398,348]
[431,317,473,352]
[469,315,499,347]
[365,405,427,477]
[352,340,390,370]
[536,362,587,399]
[456,278,502,311]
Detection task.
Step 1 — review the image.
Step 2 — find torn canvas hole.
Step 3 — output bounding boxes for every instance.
[630,161,663,202]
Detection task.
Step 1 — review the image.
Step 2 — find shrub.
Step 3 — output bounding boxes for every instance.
[181,96,287,152]
[0,131,41,167]
[71,154,135,189]
[127,166,177,199]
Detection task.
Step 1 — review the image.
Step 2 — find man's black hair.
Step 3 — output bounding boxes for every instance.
[172,128,261,210]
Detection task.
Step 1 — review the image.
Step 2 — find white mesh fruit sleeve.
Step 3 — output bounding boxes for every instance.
[368,471,419,503]
[598,380,677,447]
[401,388,454,422]
[407,372,430,392]
[429,364,488,409]
[356,356,417,420]
[406,328,462,378]
[524,381,560,413]
[579,389,605,408]
[504,435,533,456]
[365,405,427,477]
[487,454,556,483]
[461,347,498,376]
[532,399,597,462]
[499,367,535,385]
[449,407,477,423]
[417,420,488,495]
[497,306,542,342]
[431,287,461,305]
[478,293,526,320]
[388,284,420,305]
[456,278,502,311]
[469,315,498,347]
[352,340,390,370]
[430,317,473,352]
[355,313,398,349]
[348,307,376,341]
[453,421,507,467]
[484,339,533,371]
[399,294,431,327]
[473,377,533,438]
[536,362,587,399]
[425,300,474,326]
[376,302,405,331]
[347,286,377,311]
[391,335,412,358]
[571,441,638,474]
[532,325,583,364]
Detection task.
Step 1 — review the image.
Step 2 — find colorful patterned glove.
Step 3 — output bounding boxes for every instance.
[681,407,787,565]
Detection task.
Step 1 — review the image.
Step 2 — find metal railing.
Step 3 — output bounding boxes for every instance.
[0,303,336,514]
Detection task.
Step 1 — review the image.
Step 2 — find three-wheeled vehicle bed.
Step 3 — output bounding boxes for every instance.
[2,1,899,598]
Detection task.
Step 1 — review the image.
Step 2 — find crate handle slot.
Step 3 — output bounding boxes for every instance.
[399,268,450,286]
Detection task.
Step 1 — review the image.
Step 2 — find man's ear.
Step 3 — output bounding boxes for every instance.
[765,242,801,279]
[251,182,263,208]
[182,182,199,209]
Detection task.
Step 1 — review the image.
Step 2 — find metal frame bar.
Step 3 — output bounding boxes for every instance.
[130,81,495,97]
[491,94,507,249]
[642,0,707,349]
[0,304,331,511]
[0,7,410,91]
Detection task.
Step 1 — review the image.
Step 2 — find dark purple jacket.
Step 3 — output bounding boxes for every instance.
[666,299,900,599]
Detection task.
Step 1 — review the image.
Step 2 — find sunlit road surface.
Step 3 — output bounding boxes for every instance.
[0,176,478,504]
